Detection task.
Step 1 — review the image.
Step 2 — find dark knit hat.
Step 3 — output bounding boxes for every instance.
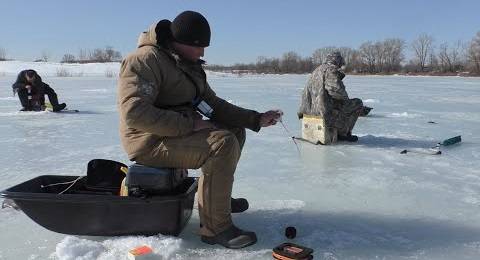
[26,70,36,78]
[171,11,211,47]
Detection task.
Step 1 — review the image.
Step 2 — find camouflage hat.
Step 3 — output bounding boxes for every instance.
[325,52,345,67]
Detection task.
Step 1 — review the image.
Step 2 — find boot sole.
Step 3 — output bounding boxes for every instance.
[201,236,257,249]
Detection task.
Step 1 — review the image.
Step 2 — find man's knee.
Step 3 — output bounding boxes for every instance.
[210,130,241,158]
[201,130,241,176]
[231,127,246,149]
[341,98,363,115]
[351,98,363,109]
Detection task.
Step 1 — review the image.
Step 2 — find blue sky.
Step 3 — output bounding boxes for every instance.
[0,0,479,65]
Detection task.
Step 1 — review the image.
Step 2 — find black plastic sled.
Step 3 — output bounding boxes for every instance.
[1,175,198,236]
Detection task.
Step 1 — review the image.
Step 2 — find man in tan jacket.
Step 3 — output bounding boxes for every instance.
[118,11,281,249]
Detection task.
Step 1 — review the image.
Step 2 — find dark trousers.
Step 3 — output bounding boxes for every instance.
[17,86,60,110]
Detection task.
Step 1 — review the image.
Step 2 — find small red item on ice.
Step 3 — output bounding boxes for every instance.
[128,245,153,260]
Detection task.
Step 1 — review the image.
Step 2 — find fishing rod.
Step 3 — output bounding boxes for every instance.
[274,110,301,154]
[400,135,461,155]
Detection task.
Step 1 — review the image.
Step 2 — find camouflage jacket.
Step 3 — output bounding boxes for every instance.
[298,63,349,125]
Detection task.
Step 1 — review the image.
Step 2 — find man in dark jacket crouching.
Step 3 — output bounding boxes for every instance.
[12,69,67,112]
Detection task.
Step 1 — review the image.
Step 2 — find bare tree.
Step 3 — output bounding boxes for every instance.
[453,40,467,72]
[90,48,105,62]
[105,46,115,61]
[411,33,434,71]
[256,56,268,72]
[41,50,51,62]
[347,49,362,73]
[105,46,122,62]
[79,46,122,63]
[256,56,281,73]
[428,51,438,72]
[280,51,301,73]
[78,48,88,62]
[438,41,466,73]
[299,57,314,73]
[383,38,405,73]
[359,39,405,73]
[337,47,352,63]
[468,31,480,74]
[373,41,387,72]
[438,43,451,72]
[359,41,377,73]
[311,49,323,67]
[61,54,76,63]
[268,58,280,73]
[0,47,6,61]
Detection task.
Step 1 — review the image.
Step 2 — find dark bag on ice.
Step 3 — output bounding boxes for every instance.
[85,159,128,194]
[126,164,188,197]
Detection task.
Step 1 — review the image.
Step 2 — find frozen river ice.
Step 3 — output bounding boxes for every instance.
[0,70,480,259]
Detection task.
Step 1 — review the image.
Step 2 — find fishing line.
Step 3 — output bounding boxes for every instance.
[279,118,301,154]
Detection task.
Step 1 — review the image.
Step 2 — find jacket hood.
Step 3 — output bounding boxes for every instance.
[137,20,173,49]
[137,23,159,48]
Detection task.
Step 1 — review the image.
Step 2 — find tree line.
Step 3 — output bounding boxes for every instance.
[207,32,480,76]
[0,46,122,63]
[61,46,122,63]
[2,32,480,75]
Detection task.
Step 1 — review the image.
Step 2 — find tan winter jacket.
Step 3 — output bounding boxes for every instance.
[118,23,261,160]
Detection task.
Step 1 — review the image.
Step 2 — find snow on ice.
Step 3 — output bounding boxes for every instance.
[0,62,480,259]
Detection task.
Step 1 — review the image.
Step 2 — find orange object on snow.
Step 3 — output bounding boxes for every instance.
[128,245,153,260]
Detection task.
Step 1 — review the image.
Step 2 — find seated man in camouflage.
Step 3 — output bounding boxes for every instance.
[298,52,363,142]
